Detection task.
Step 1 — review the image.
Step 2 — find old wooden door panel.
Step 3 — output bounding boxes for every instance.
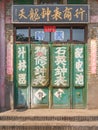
[31,88,49,108]
[51,44,71,108]
[16,44,29,87]
[14,44,30,108]
[31,44,49,108]
[17,87,29,107]
[51,44,70,87]
[14,43,87,109]
[71,44,87,108]
[52,88,70,108]
[31,44,49,87]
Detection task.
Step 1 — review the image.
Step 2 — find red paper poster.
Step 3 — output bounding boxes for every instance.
[44,26,56,32]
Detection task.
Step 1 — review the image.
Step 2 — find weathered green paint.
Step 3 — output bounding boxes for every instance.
[51,44,69,87]
[84,44,87,108]
[51,44,71,108]
[31,44,49,87]
[14,0,34,4]
[14,44,30,108]
[17,88,29,106]
[72,88,84,108]
[73,44,84,87]
[31,88,49,108]
[71,44,87,108]
[14,44,17,108]
[67,0,87,4]
[52,88,70,108]
[14,43,87,109]
[30,44,49,108]
[16,44,28,87]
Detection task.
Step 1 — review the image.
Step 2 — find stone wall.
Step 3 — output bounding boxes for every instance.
[5,0,14,110]
[87,0,98,108]
[0,0,6,111]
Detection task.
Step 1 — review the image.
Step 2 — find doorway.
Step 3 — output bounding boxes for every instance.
[14,26,87,109]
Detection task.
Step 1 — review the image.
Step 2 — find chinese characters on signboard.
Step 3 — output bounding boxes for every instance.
[74,45,84,86]
[16,45,28,86]
[13,5,89,23]
[31,45,49,87]
[91,39,97,74]
[51,45,69,87]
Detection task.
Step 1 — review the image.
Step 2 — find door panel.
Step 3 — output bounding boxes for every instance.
[16,44,29,87]
[30,44,49,108]
[31,44,49,87]
[73,44,85,87]
[71,44,87,108]
[52,88,70,108]
[72,88,85,108]
[51,44,70,87]
[31,88,49,108]
[14,43,87,109]
[17,87,29,107]
[14,44,30,108]
[51,44,71,108]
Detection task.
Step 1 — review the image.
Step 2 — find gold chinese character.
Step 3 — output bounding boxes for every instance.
[28,8,40,21]
[63,7,72,21]
[74,8,85,21]
[41,7,51,21]
[52,7,62,21]
[18,8,27,19]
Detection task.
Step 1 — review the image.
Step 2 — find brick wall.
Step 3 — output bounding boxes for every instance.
[0,0,6,111]
[87,0,98,108]
[5,0,14,110]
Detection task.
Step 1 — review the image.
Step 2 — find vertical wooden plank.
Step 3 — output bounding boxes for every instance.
[0,0,5,109]
[31,88,49,108]
[51,44,70,108]
[73,44,85,87]
[14,44,30,108]
[51,44,69,87]
[16,44,28,87]
[72,44,86,108]
[84,44,87,108]
[52,88,70,108]
[31,44,49,108]
[31,44,49,87]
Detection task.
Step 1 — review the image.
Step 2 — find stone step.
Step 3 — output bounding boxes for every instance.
[0,109,98,130]
[0,121,98,130]
[0,115,98,121]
